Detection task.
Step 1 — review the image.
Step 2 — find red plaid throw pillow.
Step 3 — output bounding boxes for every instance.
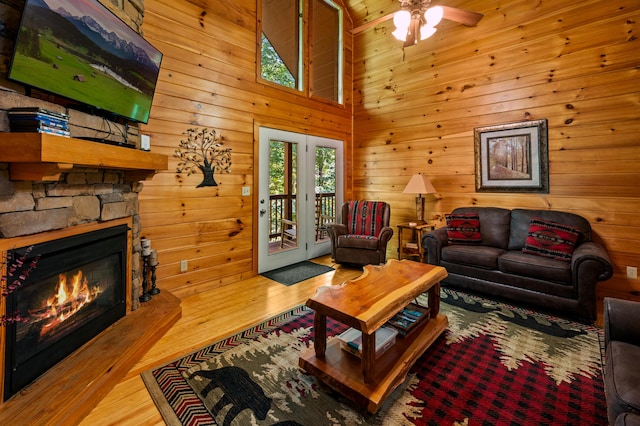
[522,218,580,262]
[446,213,482,245]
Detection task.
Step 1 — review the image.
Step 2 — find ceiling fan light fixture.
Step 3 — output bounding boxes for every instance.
[393,10,411,29]
[392,27,408,41]
[419,25,437,40]
[425,6,444,26]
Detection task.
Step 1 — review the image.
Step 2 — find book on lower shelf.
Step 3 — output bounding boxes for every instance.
[385,302,430,337]
[337,326,398,359]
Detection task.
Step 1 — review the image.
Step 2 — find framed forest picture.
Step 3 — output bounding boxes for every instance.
[474,119,549,193]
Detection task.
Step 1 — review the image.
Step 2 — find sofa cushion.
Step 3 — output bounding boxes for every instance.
[452,207,511,249]
[606,341,640,423]
[498,251,572,284]
[522,218,580,262]
[338,234,380,250]
[446,213,482,245]
[441,245,504,269]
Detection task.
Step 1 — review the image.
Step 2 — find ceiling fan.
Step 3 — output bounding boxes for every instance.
[351,0,483,47]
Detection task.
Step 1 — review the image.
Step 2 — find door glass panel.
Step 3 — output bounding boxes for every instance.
[269,140,298,252]
[314,146,336,243]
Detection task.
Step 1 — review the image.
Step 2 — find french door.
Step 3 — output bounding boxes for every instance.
[258,127,343,273]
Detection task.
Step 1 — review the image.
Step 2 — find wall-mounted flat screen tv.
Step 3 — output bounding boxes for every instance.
[8,0,163,124]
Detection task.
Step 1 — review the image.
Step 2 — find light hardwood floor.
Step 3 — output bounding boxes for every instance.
[80,256,363,426]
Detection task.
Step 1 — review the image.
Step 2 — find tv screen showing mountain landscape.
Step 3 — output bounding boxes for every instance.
[8,0,163,124]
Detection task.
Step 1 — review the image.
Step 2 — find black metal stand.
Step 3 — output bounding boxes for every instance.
[149,262,160,295]
[139,255,152,302]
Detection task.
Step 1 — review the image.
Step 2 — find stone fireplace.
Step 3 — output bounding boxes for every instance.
[0,0,177,421]
[0,127,172,400]
[0,146,177,422]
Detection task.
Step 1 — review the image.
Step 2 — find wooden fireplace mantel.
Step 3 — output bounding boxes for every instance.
[0,133,168,181]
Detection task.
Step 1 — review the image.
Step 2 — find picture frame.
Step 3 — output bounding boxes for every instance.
[474,119,549,193]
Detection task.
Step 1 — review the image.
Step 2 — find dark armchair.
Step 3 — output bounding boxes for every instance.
[327,200,393,266]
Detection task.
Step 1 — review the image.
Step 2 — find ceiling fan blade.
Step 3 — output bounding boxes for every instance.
[351,13,394,35]
[440,5,483,27]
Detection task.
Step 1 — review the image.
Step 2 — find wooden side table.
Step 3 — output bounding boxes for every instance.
[397,222,435,262]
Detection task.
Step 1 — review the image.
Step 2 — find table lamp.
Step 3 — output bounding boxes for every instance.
[402,173,437,222]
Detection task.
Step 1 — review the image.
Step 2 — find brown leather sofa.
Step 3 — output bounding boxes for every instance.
[327,200,393,266]
[604,297,640,425]
[422,207,613,322]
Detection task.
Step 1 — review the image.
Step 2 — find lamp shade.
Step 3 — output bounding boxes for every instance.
[403,174,437,195]
[393,10,411,29]
[393,10,411,41]
[420,25,437,40]
[392,27,408,41]
[425,6,444,26]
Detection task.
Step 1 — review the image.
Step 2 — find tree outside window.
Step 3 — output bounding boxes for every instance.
[260,0,342,104]
[261,34,295,88]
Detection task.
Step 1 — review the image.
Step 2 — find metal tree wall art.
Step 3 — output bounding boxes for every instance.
[175,128,232,188]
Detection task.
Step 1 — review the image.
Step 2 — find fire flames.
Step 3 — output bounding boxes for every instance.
[32,270,102,333]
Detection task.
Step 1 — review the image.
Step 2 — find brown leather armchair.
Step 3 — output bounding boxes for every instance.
[327,200,393,266]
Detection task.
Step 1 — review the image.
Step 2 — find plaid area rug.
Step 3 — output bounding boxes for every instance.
[141,288,607,425]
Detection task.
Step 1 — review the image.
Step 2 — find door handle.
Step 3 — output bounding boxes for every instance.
[260,209,267,217]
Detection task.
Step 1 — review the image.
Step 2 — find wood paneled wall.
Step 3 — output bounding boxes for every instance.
[5,0,631,303]
[139,0,353,298]
[348,0,640,299]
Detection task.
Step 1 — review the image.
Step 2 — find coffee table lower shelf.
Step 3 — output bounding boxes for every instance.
[299,313,448,413]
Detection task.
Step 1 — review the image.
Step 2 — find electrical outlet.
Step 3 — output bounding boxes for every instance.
[627,266,638,280]
[242,186,250,196]
[180,260,188,272]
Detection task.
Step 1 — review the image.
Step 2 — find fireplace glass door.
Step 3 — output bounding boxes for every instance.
[3,225,128,400]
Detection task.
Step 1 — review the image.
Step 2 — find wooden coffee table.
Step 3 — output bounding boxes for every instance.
[298,259,448,413]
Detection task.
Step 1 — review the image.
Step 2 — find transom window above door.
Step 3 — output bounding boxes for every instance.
[259,0,343,105]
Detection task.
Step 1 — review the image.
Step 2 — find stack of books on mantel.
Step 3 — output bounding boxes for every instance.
[8,107,70,137]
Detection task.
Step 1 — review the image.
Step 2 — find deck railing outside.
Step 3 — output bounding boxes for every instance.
[268,193,336,242]
[268,194,295,240]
